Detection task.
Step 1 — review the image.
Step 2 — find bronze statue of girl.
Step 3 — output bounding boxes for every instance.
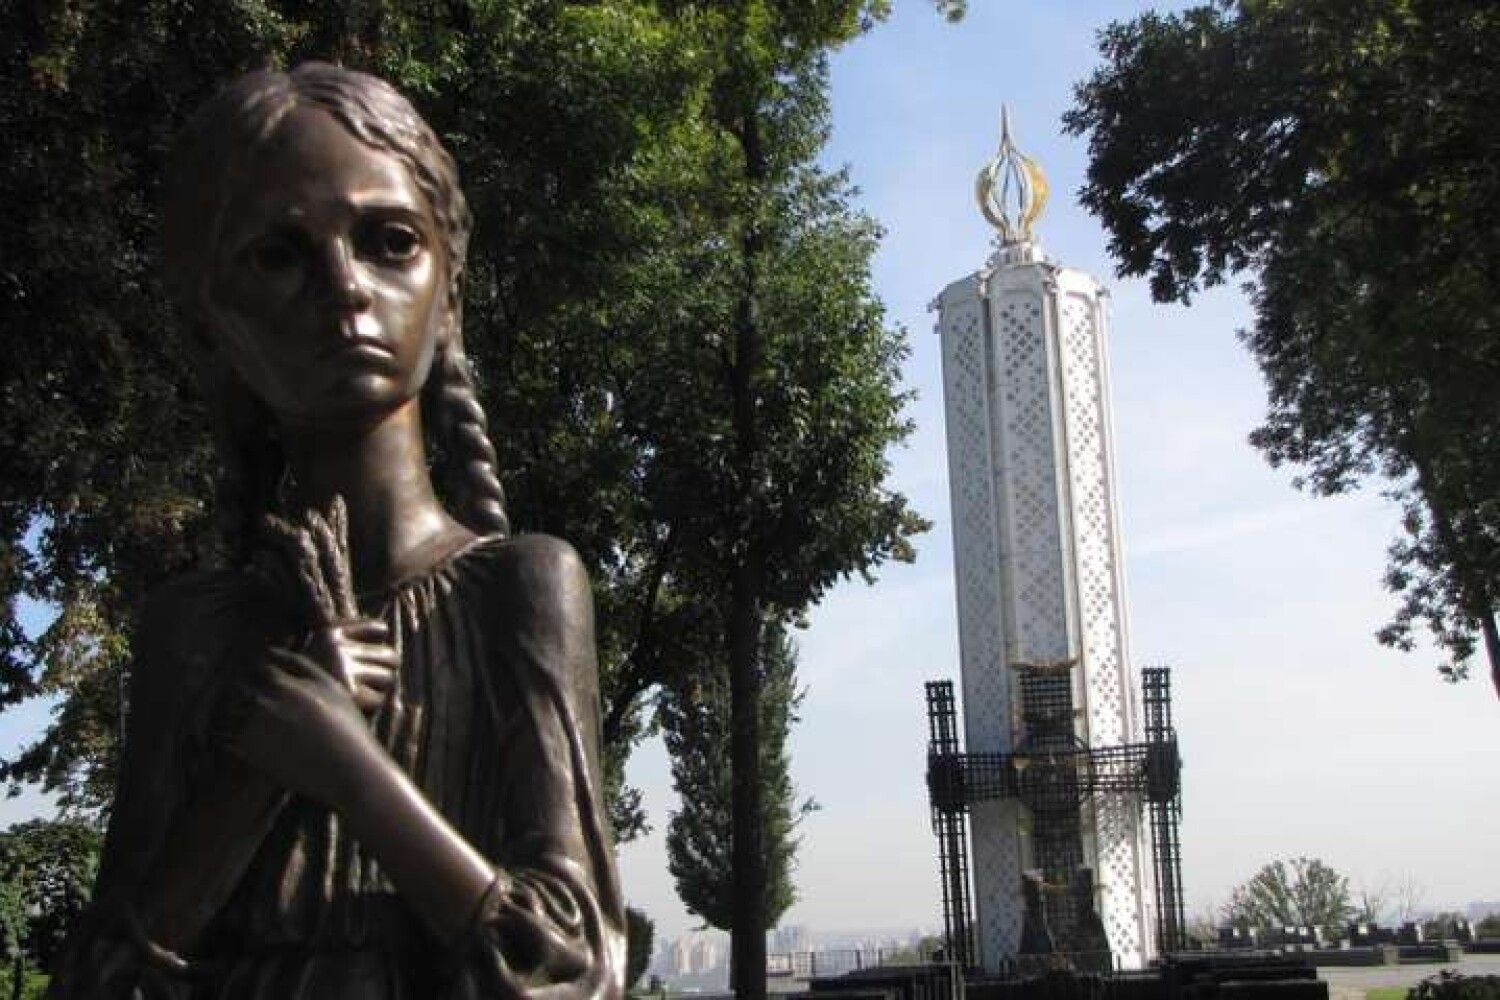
[51,64,625,999]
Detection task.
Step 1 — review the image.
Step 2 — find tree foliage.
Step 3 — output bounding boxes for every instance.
[1353,879,1388,925]
[1422,912,1471,940]
[660,623,813,933]
[1222,857,1353,930]
[882,934,943,965]
[2,0,701,826]
[1065,0,1500,694]
[0,820,100,974]
[1410,971,1500,1000]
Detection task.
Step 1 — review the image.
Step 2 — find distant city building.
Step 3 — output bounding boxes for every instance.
[768,924,810,955]
[1466,901,1500,923]
[657,929,729,979]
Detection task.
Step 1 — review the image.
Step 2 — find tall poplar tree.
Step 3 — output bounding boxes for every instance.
[632,5,926,993]
[660,623,812,936]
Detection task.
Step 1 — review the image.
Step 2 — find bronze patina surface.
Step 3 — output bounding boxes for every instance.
[51,64,625,999]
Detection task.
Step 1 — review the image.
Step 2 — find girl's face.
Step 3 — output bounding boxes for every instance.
[204,105,447,426]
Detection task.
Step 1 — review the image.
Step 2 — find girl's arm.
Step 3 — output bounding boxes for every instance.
[133,616,397,952]
[50,576,275,995]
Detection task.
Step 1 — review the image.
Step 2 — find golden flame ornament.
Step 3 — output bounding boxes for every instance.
[976,106,1050,246]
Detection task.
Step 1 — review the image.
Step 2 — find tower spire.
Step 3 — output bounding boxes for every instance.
[975,105,1050,250]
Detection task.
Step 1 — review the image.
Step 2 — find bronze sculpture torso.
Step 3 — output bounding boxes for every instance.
[51,64,624,999]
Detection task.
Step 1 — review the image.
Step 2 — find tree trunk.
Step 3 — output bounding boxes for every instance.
[728,565,766,1000]
[728,87,768,1000]
[1408,432,1498,702]
[1483,611,1500,702]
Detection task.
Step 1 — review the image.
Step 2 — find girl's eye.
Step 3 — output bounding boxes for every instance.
[371,223,422,263]
[246,235,303,273]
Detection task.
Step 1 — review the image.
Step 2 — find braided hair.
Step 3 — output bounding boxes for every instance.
[163,63,510,560]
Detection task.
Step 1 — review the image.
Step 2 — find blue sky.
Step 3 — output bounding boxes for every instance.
[616,1,1500,939]
[2,0,1495,950]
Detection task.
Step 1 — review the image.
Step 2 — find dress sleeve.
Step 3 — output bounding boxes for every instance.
[446,536,626,1000]
[49,577,225,1000]
[50,573,279,1000]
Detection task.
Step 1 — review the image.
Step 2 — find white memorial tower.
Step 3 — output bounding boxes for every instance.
[932,111,1157,970]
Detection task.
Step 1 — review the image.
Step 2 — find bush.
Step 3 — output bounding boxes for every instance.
[1423,912,1470,941]
[0,969,49,1000]
[1409,971,1500,1000]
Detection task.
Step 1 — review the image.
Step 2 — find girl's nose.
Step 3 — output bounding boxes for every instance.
[321,239,374,312]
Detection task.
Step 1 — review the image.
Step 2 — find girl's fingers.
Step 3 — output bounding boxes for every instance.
[341,619,391,643]
[346,645,401,669]
[349,664,396,691]
[352,686,386,714]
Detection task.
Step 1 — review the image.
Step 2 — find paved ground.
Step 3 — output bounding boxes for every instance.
[1320,953,1500,1000]
[749,953,1500,999]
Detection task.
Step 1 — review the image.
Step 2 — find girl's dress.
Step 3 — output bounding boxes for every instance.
[65,534,625,999]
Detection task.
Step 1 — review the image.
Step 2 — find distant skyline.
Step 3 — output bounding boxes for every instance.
[0,0,1494,955]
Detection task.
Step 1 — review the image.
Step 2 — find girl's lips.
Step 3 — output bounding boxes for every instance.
[331,342,396,363]
[321,316,395,360]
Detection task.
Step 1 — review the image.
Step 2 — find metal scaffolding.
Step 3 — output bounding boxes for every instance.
[1142,668,1186,955]
[924,667,1185,966]
[926,681,975,967]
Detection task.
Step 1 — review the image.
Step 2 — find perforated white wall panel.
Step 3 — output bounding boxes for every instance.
[937,276,1022,965]
[936,261,1156,971]
[990,284,1069,671]
[1053,280,1152,967]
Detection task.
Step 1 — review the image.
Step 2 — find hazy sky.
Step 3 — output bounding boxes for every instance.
[2,0,1495,952]
[615,0,1500,941]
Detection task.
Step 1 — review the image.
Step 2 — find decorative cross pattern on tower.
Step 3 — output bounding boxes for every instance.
[926,109,1183,971]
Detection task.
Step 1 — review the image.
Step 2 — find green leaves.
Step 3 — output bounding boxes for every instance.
[0,2,929,889]
[660,622,811,932]
[1223,856,1353,931]
[625,905,655,989]
[0,820,101,971]
[637,8,922,974]
[1067,0,1500,688]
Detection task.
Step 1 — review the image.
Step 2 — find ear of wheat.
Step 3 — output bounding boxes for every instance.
[262,495,358,627]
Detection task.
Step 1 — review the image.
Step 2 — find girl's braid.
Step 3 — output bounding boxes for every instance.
[430,335,510,537]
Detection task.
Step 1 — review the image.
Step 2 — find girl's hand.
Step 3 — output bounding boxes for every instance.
[304,617,399,715]
[225,645,387,808]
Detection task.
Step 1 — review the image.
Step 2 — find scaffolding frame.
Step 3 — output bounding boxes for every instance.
[924,668,1185,965]
[926,681,976,967]
[1141,668,1185,954]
